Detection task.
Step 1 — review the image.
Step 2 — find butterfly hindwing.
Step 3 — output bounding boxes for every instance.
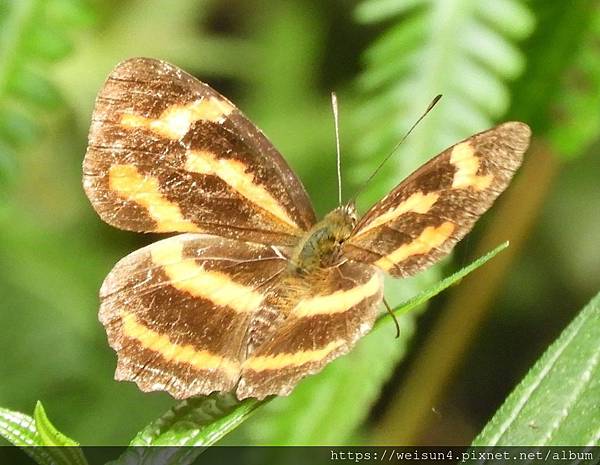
[84,57,316,246]
[237,262,384,399]
[100,232,384,400]
[344,122,531,277]
[99,233,288,399]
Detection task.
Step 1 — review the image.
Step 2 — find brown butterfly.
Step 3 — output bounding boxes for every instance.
[83,57,530,400]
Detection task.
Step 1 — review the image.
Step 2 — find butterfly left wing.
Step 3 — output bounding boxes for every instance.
[100,232,383,400]
[83,57,316,246]
[237,262,384,399]
[99,233,288,399]
[344,122,531,277]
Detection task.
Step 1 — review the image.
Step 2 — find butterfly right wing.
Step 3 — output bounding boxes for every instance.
[84,58,315,246]
[345,122,531,277]
[99,233,288,399]
[237,261,384,400]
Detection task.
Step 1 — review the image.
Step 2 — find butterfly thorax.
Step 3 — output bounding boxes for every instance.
[289,203,357,274]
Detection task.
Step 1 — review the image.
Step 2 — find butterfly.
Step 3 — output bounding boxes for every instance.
[83,57,531,400]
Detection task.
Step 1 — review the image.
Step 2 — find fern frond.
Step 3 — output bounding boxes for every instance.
[352,0,534,206]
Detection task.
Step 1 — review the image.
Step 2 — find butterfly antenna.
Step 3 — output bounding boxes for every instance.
[383,297,400,338]
[331,92,342,205]
[352,94,442,202]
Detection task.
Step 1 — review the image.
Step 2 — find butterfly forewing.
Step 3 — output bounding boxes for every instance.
[83,57,315,246]
[345,122,531,277]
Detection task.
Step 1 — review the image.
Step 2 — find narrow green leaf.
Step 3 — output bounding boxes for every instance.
[0,407,54,465]
[33,402,88,465]
[381,241,509,324]
[472,290,600,446]
[33,401,78,446]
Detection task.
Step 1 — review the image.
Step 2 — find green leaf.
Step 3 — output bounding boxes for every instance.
[0,406,41,446]
[33,401,78,447]
[472,290,600,446]
[131,393,263,447]
[0,403,87,465]
[0,406,57,465]
[33,402,88,465]
[111,394,264,465]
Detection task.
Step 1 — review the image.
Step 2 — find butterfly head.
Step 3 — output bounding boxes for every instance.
[326,202,358,241]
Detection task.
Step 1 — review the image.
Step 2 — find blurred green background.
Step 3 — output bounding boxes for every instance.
[1,0,599,446]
